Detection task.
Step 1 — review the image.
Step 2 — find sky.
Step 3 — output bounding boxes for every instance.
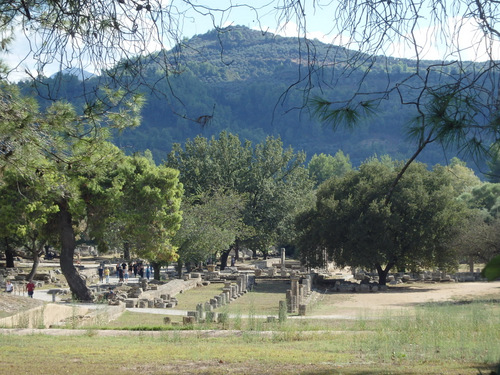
[3,0,499,82]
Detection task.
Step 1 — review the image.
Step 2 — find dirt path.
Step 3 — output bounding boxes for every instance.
[309,281,500,317]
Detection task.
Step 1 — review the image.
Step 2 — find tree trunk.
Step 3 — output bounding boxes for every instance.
[26,250,40,282]
[151,262,161,281]
[3,238,15,268]
[376,261,395,286]
[468,257,474,273]
[123,242,130,260]
[234,244,240,261]
[176,260,183,278]
[58,199,93,301]
[26,238,44,281]
[219,249,231,270]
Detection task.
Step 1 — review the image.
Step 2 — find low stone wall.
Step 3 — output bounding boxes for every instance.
[0,303,89,329]
[141,277,202,300]
[117,277,204,309]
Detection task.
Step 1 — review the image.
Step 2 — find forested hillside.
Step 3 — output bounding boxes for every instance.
[18,26,482,172]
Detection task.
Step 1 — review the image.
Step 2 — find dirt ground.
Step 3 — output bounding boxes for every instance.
[311,281,500,317]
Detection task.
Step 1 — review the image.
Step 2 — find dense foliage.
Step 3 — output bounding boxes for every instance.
[296,158,469,284]
[166,131,315,266]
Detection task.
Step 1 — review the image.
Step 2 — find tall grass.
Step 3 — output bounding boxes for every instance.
[360,300,500,365]
[1,300,499,375]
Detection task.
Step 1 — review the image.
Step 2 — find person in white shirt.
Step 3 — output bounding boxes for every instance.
[5,280,13,293]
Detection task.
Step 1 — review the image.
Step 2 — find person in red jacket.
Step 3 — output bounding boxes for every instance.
[26,280,35,298]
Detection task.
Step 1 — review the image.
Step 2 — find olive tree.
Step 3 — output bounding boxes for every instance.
[296,157,468,284]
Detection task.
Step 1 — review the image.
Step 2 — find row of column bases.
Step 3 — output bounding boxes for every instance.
[285,275,312,315]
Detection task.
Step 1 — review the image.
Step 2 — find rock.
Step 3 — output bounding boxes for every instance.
[359,284,370,293]
[125,299,137,308]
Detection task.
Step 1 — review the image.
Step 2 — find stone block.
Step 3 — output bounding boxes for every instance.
[206,265,216,272]
[359,284,370,293]
[183,316,196,325]
[125,299,138,308]
[205,311,218,323]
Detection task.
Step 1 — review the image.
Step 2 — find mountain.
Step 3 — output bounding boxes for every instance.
[19,26,484,174]
[50,68,95,81]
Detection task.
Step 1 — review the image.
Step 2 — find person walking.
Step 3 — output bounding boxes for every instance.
[26,280,35,298]
[133,262,138,277]
[104,267,110,283]
[98,265,104,283]
[138,264,144,278]
[118,267,124,283]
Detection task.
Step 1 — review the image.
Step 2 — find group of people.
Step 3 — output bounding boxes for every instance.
[97,261,153,284]
[4,279,36,297]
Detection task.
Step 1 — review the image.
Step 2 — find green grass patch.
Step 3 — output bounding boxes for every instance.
[1,299,499,374]
[221,279,289,315]
[173,283,224,310]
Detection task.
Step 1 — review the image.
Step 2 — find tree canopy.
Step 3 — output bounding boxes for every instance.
[296,157,468,284]
[166,131,315,264]
[308,151,352,186]
[172,191,248,270]
[0,75,185,298]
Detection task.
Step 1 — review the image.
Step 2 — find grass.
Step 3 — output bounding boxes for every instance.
[1,298,499,374]
[219,279,290,316]
[173,283,224,311]
[1,275,499,374]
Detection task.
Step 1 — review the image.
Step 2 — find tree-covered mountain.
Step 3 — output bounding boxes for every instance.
[18,26,485,173]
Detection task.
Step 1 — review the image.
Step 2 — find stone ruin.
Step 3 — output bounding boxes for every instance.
[183,273,255,324]
[100,276,202,308]
[285,274,313,315]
